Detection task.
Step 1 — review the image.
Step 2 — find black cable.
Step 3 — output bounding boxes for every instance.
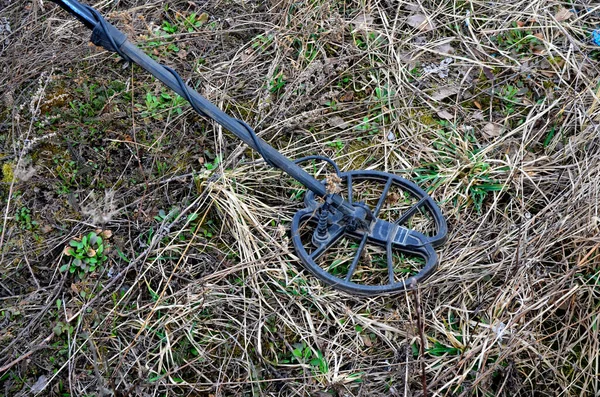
[161,65,276,167]
[163,65,276,167]
[162,65,208,117]
[83,5,129,62]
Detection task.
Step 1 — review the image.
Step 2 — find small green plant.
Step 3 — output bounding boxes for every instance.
[137,91,186,120]
[204,219,217,237]
[324,99,338,110]
[251,33,274,52]
[327,138,344,152]
[412,121,504,212]
[543,125,558,148]
[15,207,38,231]
[355,116,379,135]
[353,31,379,50]
[182,12,208,32]
[292,34,320,62]
[427,341,461,356]
[492,22,541,54]
[269,73,286,94]
[52,321,74,337]
[154,207,180,223]
[162,20,178,34]
[374,85,391,103]
[204,154,222,171]
[500,84,519,114]
[155,160,169,177]
[61,231,109,278]
[285,341,329,374]
[53,155,79,194]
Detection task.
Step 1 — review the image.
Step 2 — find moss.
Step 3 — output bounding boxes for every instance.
[2,162,15,183]
[347,140,375,169]
[31,143,64,164]
[419,114,437,126]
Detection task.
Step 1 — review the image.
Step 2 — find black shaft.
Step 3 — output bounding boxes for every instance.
[50,0,96,29]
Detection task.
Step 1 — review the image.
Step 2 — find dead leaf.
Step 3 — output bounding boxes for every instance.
[406,14,434,32]
[339,91,354,102]
[555,7,573,22]
[352,13,374,32]
[437,109,454,120]
[386,191,400,205]
[472,111,484,121]
[197,12,209,24]
[328,116,348,129]
[404,3,420,12]
[41,225,53,234]
[482,123,504,139]
[532,48,546,55]
[63,246,73,256]
[30,375,48,394]
[436,42,454,54]
[430,86,459,101]
[483,67,494,80]
[516,21,526,27]
[99,229,113,239]
[473,100,482,110]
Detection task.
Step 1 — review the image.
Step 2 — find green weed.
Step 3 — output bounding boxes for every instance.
[492,22,541,54]
[269,73,286,94]
[137,91,186,120]
[412,121,504,212]
[427,341,461,356]
[327,138,344,152]
[500,84,519,115]
[355,116,379,135]
[284,341,329,375]
[15,207,38,231]
[182,12,209,32]
[204,154,222,171]
[61,231,109,279]
[53,155,78,194]
[252,33,275,52]
[162,20,178,34]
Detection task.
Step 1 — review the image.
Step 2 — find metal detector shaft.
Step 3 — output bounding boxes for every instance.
[49,0,357,216]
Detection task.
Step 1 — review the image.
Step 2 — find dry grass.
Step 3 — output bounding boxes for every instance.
[1,0,600,396]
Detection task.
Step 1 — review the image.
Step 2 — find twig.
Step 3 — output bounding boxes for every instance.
[412,282,428,397]
[23,255,40,289]
[0,333,53,373]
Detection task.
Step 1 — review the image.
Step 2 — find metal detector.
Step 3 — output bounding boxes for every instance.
[48,0,448,295]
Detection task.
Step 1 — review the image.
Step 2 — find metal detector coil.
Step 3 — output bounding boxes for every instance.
[49,0,448,295]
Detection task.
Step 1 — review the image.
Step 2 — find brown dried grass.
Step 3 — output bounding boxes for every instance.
[1,0,599,396]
